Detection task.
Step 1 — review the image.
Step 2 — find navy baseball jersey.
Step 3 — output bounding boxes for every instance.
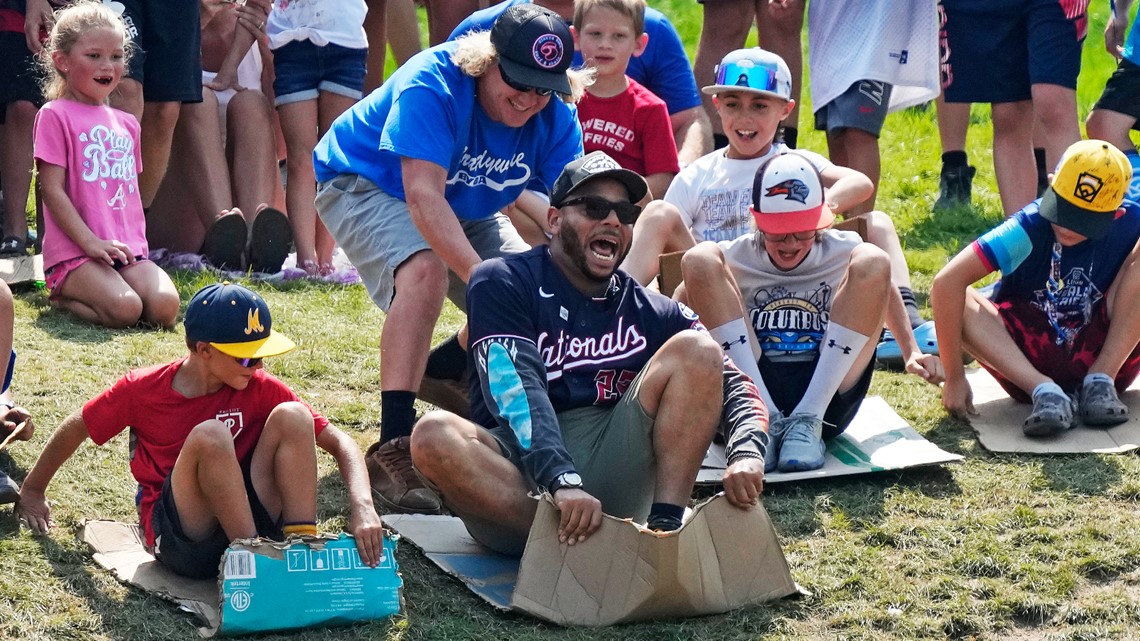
[467,246,768,491]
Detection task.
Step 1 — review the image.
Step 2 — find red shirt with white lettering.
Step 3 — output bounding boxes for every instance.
[577,78,679,178]
[82,358,329,545]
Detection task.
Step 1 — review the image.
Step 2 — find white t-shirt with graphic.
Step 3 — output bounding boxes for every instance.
[718,229,862,362]
[665,144,831,243]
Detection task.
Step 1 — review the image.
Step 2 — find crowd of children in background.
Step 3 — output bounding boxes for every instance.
[0,0,1134,502]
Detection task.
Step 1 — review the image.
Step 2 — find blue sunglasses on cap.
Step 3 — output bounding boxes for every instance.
[714,59,782,95]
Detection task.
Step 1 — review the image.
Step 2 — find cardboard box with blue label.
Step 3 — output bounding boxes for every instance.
[220,533,403,635]
[80,522,403,637]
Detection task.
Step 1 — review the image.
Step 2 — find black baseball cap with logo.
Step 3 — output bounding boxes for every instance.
[491,4,573,95]
[550,151,649,207]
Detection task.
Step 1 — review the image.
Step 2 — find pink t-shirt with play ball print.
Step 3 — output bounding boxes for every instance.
[33,99,148,269]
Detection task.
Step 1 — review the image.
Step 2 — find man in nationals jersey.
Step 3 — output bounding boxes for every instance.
[17,283,385,579]
[410,152,770,556]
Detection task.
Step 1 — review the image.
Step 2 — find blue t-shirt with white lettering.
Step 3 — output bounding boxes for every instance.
[313,42,583,220]
[449,0,702,116]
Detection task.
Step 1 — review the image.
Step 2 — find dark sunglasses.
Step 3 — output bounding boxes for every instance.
[561,195,642,225]
[234,356,263,368]
[764,230,817,242]
[498,65,554,97]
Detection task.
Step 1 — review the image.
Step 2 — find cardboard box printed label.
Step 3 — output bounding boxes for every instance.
[219,533,403,636]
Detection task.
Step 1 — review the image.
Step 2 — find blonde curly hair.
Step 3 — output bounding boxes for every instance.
[38,0,134,102]
[451,31,594,104]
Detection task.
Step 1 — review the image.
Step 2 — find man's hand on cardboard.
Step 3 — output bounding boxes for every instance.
[553,488,602,546]
[722,457,764,508]
[349,506,386,567]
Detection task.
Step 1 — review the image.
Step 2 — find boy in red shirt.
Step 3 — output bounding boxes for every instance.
[17,282,384,579]
[573,0,678,201]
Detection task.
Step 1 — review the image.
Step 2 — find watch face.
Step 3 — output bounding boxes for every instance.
[561,472,583,487]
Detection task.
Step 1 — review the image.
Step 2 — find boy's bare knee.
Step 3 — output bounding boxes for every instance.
[266,401,314,435]
[186,419,238,453]
[680,242,724,281]
[848,244,891,284]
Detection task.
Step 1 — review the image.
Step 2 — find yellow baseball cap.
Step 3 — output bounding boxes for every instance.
[1039,140,1132,240]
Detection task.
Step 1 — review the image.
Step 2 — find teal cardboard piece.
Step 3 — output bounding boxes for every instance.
[219,533,403,636]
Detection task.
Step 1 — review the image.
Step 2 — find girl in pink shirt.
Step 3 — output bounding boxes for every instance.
[33,1,178,329]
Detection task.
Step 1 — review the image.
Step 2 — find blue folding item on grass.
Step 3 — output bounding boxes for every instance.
[875,320,938,367]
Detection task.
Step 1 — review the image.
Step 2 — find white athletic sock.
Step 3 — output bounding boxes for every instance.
[793,322,870,417]
[709,318,777,412]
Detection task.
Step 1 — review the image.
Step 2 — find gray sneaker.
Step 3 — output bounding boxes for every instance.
[763,411,786,473]
[777,413,826,472]
[1079,378,1129,427]
[1023,390,1076,437]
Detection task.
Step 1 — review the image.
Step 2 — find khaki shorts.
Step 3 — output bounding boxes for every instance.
[488,363,657,521]
[315,174,529,312]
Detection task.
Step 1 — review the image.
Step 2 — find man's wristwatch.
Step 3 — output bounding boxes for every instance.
[550,472,583,493]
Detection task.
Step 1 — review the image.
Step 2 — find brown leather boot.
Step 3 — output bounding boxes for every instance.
[365,437,442,514]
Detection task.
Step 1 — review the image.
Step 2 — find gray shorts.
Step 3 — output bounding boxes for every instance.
[814,80,894,137]
[488,363,657,523]
[315,174,529,312]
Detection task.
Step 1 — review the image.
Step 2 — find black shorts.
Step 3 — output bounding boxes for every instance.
[941,0,1086,103]
[758,352,875,439]
[1092,58,1140,127]
[152,467,282,580]
[0,32,44,119]
[119,0,202,103]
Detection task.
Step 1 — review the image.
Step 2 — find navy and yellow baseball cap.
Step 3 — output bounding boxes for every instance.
[1039,140,1131,240]
[184,282,295,359]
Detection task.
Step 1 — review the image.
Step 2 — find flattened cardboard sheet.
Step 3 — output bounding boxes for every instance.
[80,520,221,634]
[385,493,797,626]
[967,368,1140,454]
[698,395,962,485]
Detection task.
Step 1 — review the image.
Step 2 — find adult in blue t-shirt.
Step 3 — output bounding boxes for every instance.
[449,0,712,165]
[313,4,585,515]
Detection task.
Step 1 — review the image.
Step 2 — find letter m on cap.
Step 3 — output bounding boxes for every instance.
[244,308,264,336]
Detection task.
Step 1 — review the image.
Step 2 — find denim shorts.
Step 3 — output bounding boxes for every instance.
[272,40,367,106]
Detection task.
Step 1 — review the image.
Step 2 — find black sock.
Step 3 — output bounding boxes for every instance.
[898,287,925,329]
[1035,147,1049,194]
[646,502,685,531]
[424,334,467,381]
[380,390,417,444]
[941,150,968,169]
[712,133,730,150]
[782,126,798,149]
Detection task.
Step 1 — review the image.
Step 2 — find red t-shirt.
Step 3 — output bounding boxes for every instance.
[82,358,329,545]
[577,77,679,178]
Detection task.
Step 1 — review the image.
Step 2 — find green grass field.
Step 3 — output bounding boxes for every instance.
[2,3,1139,640]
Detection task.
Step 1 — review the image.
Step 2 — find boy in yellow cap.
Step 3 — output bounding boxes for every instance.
[932,140,1140,436]
[17,282,385,578]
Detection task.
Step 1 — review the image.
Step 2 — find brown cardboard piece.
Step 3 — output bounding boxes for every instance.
[385,493,798,626]
[966,368,1140,454]
[80,520,221,634]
